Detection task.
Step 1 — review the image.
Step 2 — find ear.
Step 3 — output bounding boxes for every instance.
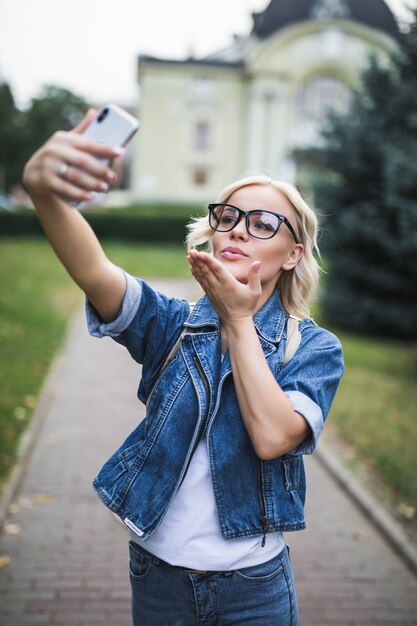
[282,244,304,271]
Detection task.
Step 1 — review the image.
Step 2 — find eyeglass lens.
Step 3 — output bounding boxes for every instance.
[210,205,282,239]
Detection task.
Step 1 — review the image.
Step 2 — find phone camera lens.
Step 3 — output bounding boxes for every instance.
[97,107,109,123]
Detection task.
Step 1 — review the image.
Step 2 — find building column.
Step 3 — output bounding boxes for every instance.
[245,84,265,172]
[265,89,282,176]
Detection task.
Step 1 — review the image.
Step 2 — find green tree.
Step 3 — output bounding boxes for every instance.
[0,83,25,192]
[19,85,88,186]
[313,9,417,339]
[0,84,87,193]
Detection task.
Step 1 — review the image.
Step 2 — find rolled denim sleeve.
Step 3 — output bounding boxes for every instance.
[285,391,323,455]
[278,323,344,455]
[86,270,142,338]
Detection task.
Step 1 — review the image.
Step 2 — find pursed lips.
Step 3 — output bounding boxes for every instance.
[221,246,249,260]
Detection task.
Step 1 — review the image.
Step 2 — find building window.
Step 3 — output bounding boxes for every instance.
[296,76,351,119]
[193,121,210,150]
[193,168,208,186]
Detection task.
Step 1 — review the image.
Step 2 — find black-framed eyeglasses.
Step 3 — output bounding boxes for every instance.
[208,203,300,243]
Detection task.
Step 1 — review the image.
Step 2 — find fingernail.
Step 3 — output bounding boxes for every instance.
[99,182,109,192]
[112,146,125,156]
[107,171,117,182]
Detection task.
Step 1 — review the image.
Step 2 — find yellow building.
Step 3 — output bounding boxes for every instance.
[132,0,398,203]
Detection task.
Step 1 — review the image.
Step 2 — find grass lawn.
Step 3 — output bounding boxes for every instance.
[1,237,416,528]
[325,331,417,518]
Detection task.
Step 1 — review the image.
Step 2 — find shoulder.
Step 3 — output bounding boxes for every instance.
[286,318,344,378]
[298,318,343,353]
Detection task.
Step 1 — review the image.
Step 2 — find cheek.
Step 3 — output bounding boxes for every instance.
[211,234,221,258]
[258,247,288,276]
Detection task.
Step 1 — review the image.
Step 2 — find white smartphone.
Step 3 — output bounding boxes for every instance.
[69,104,139,206]
[83,104,139,152]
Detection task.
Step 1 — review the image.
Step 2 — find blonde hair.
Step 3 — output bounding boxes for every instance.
[186,174,321,319]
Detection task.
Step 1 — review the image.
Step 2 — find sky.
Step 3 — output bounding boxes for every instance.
[0,0,414,109]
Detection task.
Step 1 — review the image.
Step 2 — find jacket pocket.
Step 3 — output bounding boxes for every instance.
[282,455,301,491]
[97,439,145,490]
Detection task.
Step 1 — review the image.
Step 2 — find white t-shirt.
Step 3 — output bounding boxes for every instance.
[130,437,285,570]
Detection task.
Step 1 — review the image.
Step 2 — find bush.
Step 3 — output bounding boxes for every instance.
[0,203,205,244]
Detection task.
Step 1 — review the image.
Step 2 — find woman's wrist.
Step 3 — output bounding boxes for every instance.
[222,315,255,337]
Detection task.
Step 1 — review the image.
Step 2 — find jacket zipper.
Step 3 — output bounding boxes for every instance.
[258,460,268,547]
[191,355,211,449]
[177,355,211,486]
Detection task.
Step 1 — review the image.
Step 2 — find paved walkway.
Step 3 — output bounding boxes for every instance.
[1,280,416,626]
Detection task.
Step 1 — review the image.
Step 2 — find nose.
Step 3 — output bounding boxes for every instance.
[229,215,249,241]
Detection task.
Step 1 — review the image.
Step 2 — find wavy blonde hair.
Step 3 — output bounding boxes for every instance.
[186,174,321,319]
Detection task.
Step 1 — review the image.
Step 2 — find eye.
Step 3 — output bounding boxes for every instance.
[250,213,278,233]
[219,208,238,226]
[219,214,235,225]
[253,220,275,232]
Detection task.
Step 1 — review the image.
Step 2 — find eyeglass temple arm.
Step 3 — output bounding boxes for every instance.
[283,218,300,244]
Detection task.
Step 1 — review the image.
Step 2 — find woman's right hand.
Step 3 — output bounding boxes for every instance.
[23,109,124,205]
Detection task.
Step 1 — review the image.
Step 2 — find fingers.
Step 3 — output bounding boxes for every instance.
[52,130,124,164]
[187,253,211,290]
[23,114,127,202]
[52,174,95,203]
[61,166,110,194]
[247,261,262,295]
[187,251,225,289]
[28,133,122,201]
[51,141,117,185]
[187,250,226,278]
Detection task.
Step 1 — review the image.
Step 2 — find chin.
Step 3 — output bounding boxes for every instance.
[227,267,249,284]
[215,254,249,283]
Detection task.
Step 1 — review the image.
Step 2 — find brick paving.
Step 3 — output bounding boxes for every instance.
[1,279,416,626]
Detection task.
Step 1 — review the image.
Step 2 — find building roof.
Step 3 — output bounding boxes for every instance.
[252,0,399,39]
[138,54,244,69]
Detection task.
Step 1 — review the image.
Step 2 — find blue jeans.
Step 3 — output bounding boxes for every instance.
[129,541,299,625]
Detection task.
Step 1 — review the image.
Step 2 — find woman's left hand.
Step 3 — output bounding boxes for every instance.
[187,250,262,323]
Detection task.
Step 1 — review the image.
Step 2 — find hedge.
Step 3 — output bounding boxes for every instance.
[0,205,205,243]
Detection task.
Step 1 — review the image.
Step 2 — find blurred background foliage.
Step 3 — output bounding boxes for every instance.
[309,7,417,339]
[0,84,87,193]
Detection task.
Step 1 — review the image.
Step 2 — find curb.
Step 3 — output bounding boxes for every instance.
[315,440,417,577]
[0,308,82,528]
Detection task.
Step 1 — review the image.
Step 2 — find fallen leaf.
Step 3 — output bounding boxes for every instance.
[32,494,53,505]
[0,556,10,568]
[4,522,21,535]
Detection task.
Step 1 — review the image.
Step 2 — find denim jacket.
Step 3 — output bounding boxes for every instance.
[87,272,344,541]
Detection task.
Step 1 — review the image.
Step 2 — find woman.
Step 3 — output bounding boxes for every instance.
[23,109,344,626]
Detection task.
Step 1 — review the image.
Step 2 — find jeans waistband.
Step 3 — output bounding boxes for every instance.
[129,539,288,576]
[129,541,214,574]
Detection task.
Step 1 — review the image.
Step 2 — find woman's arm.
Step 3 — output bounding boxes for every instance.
[23,110,126,322]
[187,250,310,460]
[223,318,309,459]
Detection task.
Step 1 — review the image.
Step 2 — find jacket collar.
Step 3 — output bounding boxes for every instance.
[184,288,287,345]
